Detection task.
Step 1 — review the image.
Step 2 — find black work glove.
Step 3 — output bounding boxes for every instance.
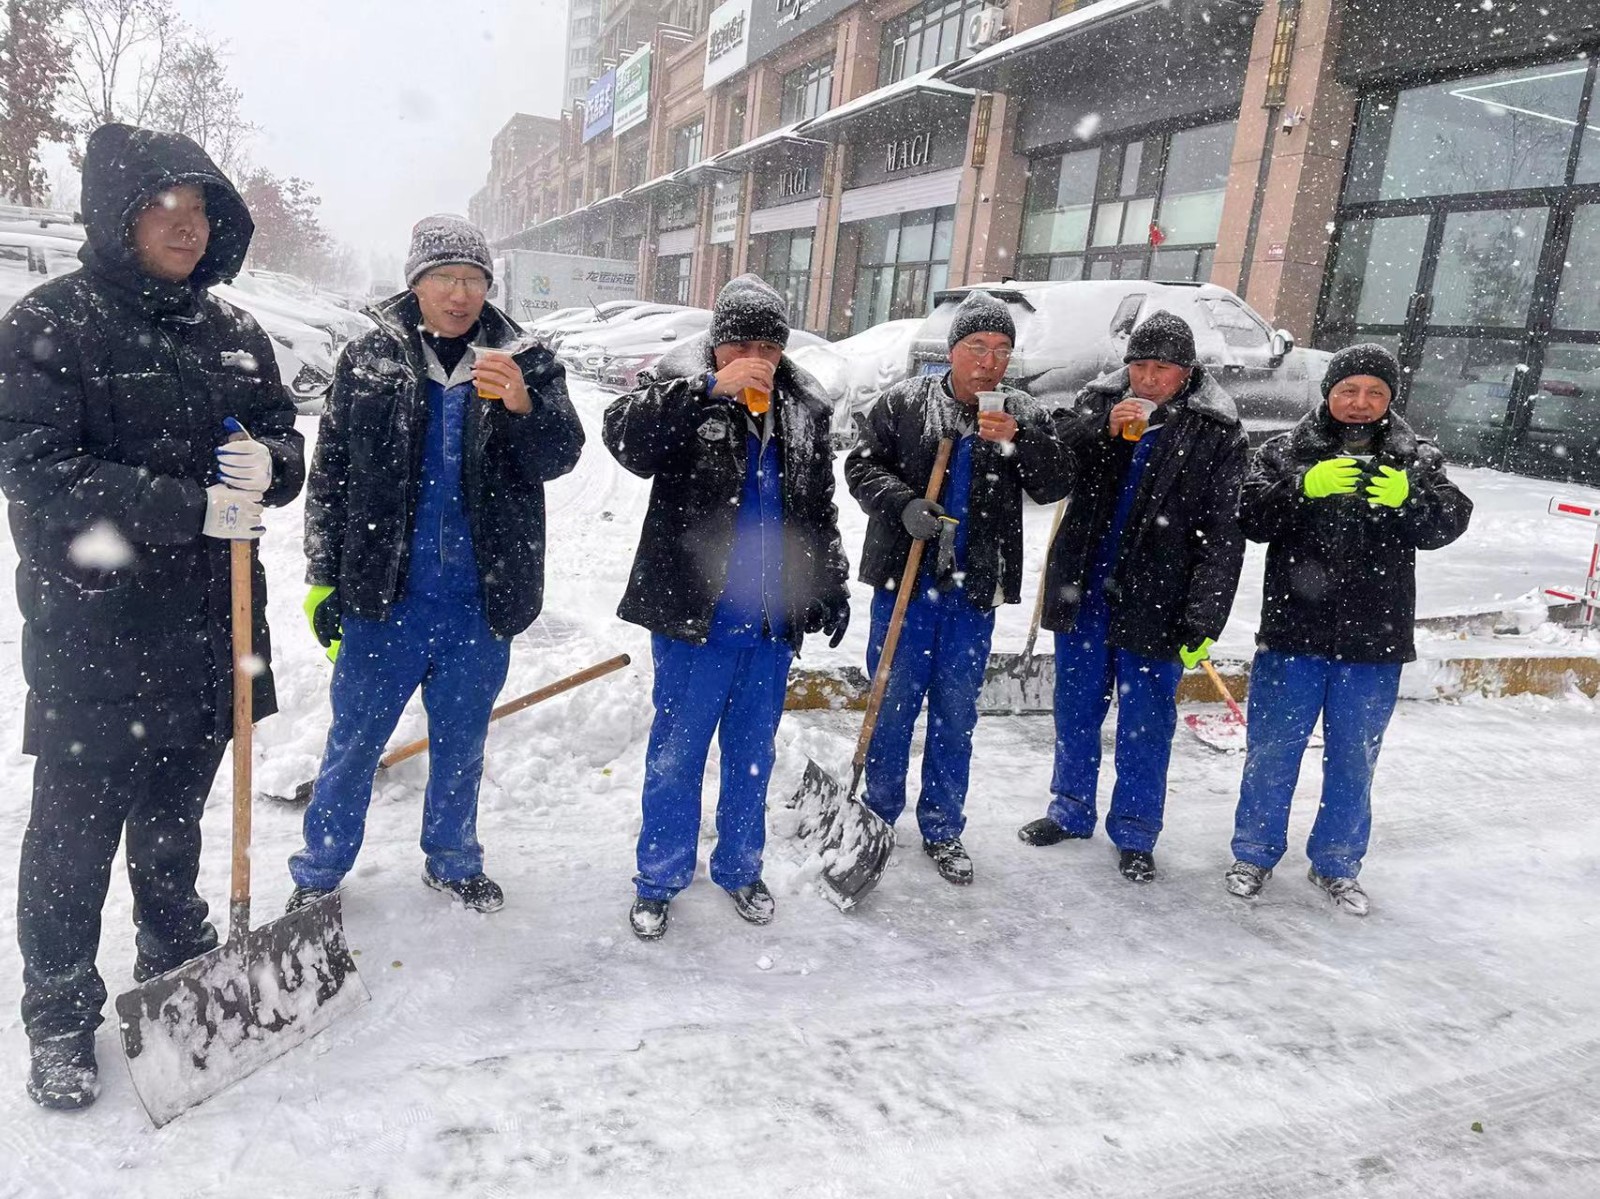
[804,594,852,649]
[901,498,946,541]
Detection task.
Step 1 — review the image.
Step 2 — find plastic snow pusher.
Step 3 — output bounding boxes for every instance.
[116,541,368,1127]
[787,438,954,911]
[984,496,1067,710]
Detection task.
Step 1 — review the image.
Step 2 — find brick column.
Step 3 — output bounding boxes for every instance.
[1211,0,1357,341]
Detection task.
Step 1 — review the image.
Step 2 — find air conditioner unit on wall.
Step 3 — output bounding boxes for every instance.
[963,5,1008,52]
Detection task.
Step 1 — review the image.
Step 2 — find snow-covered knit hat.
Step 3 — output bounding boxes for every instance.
[1124,310,1196,367]
[709,273,790,348]
[405,214,494,287]
[1321,342,1400,400]
[946,289,1015,350]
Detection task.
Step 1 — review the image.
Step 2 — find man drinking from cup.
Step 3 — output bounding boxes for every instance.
[1018,310,1248,884]
[289,214,584,915]
[845,291,1072,886]
[604,274,850,940]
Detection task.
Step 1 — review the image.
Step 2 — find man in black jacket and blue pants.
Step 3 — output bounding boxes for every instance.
[0,124,304,1109]
[290,215,583,916]
[1224,344,1471,915]
[1019,312,1247,884]
[847,292,1072,886]
[605,275,850,940]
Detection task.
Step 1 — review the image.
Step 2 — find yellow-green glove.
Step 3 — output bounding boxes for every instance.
[1303,457,1361,499]
[1179,637,1214,670]
[1366,464,1410,508]
[304,584,341,662]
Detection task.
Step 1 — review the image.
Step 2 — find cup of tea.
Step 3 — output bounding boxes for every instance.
[1121,398,1157,441]
[470,347,507,400]
[978,390,1006,414]
[741,386,771,416]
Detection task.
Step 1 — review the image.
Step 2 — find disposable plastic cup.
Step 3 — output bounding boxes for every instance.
[978,390,1006,413]
[742,386,771,416]
[1121,398,1157,441]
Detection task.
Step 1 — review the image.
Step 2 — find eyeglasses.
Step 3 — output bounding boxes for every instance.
[423,272,489,296]
[958,345,1013,364]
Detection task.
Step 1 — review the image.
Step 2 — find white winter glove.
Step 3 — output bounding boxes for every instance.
[201,484,264,540]
[215,418,272,495]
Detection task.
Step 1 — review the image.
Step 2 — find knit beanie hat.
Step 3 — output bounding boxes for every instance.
[1124,310,1197,367]
[1321,342,1400,400]
[709,273,791,348]
[946,289,1016,350]
[405,214,494,287]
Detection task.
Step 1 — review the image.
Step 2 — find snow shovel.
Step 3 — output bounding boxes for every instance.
[787,438,954,911]
[266,653,633,805]
[984,497,1068,711]
[1184,659,1249,753]
[115,541,369,1127]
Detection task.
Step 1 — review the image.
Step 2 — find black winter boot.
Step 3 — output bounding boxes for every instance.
[1119,849,1157,883]
[728,880,776,925]
[924,837,974,885]
[26,1031,98,1111]
[1018,817,1090,846]
[423,869,505,913]
[629,897,669,940]
[285,884,335,915]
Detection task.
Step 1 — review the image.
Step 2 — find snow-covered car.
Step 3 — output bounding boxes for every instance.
[559,305,696,378]
[790,318,921,448]
[226,269,372,345]
[541,300,650,351]
[908,281,1331,441]
[595,319,837,395]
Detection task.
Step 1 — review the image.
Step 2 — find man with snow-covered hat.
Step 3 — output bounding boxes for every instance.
[604,273,849,940]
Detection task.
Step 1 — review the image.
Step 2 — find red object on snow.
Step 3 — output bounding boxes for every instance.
[1147,222,1166,247]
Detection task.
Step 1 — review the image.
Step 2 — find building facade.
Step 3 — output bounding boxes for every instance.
[493,0,1600,484]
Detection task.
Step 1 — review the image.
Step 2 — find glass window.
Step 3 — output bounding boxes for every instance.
[1554,204,1600,332]
[1430,206,1549,328]
[1202,298,1270,350]
[1407,336,1523,458]
[1347,61,1588,202]
[1020,148,1099,256]
[1158,121,1234,245]
[878,0,986,86]
[654,254,693,305]
[1521,345,1600,482]
[672,121,704,170]
[1150,247,1203,282]
[1323,215,1429,328]
[780,60,834,125]
[748,229,814,329]
[1579,119,1600,185]
[849,205,957,333]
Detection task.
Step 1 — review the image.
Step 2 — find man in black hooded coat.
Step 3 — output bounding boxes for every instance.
[0,124,303,1109]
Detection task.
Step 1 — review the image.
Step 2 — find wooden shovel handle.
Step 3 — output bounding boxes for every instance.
[377,653,633,770]
[1200,658,1247,723]
[229,540,253,939]
[853,438,954,773]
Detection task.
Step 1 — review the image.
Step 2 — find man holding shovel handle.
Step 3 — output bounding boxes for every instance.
[290,215,584,917]
[845,291,1072,886]
[0,125,304,1110]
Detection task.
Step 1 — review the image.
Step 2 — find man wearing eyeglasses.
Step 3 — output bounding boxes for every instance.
[288,214,583,915]
[845,290,1072,885]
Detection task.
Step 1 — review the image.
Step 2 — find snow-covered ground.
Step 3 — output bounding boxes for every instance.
[2,381,1598,1196]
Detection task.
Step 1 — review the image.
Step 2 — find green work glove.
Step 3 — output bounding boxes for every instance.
[304,584,341,662]
[1302,457,1361,499]
[1366,464,1410,508]
[1179,637,1214,670]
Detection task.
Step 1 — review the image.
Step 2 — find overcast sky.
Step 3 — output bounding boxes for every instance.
[174,0,568,272]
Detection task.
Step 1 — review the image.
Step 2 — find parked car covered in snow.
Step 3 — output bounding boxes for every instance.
[907,280,1330,441]
[790,318,921,447]
[560,304,697,378]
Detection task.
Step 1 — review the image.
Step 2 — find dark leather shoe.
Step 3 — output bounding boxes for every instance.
[629,897,669,940]
[923,837,974,885]
[26,1031,98,1111]
[728,879,775,925]
[1119,849,1157,883]
[423,869,505,913]
[1017,817,1091,846]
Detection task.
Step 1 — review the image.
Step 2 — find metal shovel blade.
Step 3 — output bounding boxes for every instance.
[114,892,367,1127]
[787,760,896,912]
[1184,711,1248,753]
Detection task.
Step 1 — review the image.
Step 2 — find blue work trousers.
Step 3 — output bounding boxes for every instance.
[1232,650,1402,879]
[862,586,996,845]
[1049,597,1184,853]
[290,593,511,889]
[635,634,794,901]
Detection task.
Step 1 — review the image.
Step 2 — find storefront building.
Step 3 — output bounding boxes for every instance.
[484,0,1600,483]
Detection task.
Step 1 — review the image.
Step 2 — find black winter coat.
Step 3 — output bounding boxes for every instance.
[602,335,849,648]
[304,291,583,638]
[1241,405,1472,663]
[845,375,1072,605]
[1042,366,1248,660]
[0,124,304,758]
